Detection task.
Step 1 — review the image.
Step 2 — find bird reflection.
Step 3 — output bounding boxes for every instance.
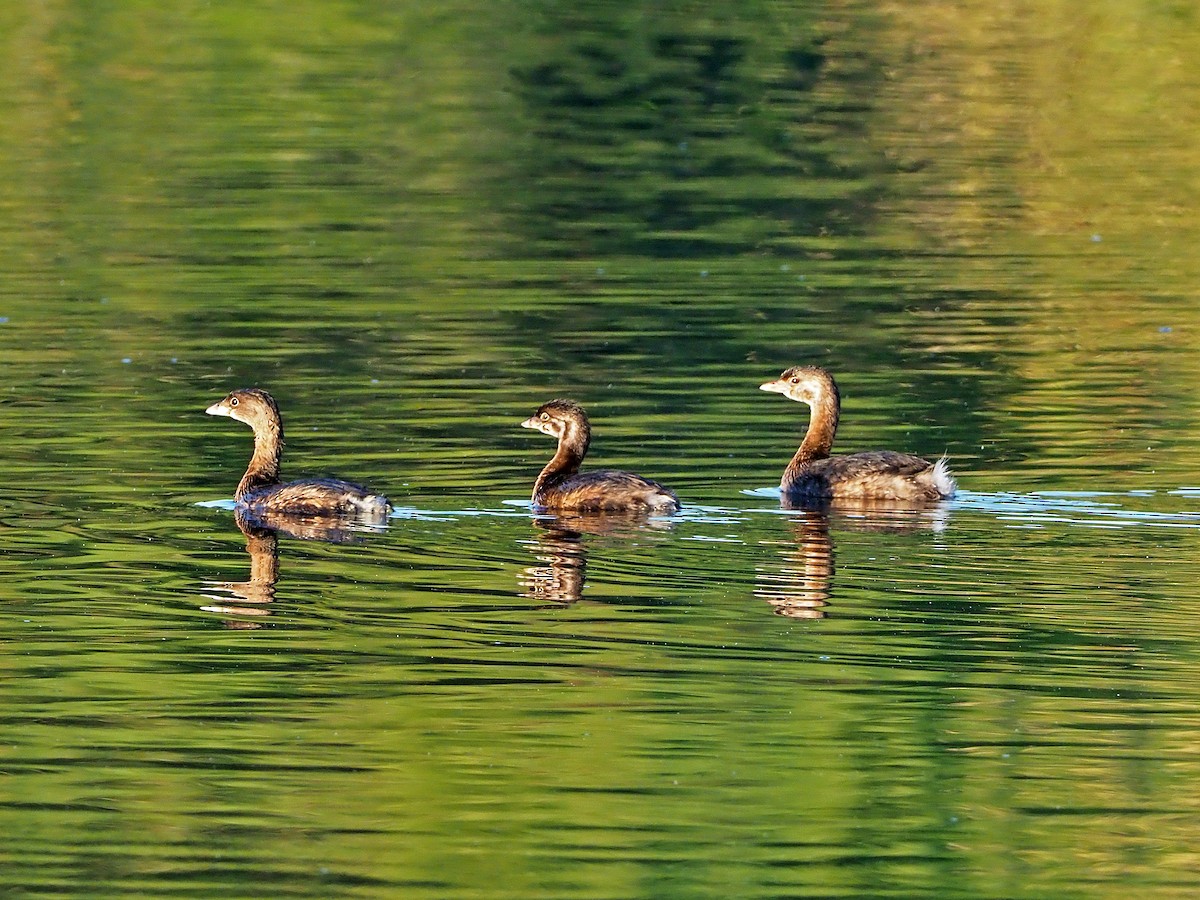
[756,499,951,618]
[520,523,587,604]
[201,508,387,627]
[755,509,834,619]
[234,504,391,543]
[519,512,673,605]
[201,511,280,626]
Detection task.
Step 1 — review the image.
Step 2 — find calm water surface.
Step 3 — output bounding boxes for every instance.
[4,1,1200,897]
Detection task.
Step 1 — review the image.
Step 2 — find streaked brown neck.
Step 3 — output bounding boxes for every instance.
[236,416,283,500]
[534,419,590,498]
[783,390,839,483]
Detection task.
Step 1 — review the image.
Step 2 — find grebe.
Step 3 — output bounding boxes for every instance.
[205,388,390,520]
[520,399,679,513]
[759,366,955,502]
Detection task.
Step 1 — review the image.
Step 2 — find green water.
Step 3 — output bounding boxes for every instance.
[4,1,1200,897]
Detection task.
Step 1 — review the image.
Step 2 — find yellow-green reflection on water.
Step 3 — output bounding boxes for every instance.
[3,1,1200,897]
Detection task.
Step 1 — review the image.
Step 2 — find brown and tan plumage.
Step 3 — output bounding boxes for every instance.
[759,366,955,503]
[205,388,390,520]
[520,399,680,514]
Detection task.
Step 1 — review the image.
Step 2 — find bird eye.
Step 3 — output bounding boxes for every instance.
[540,412,549,420]
[789,377,800,384]
[230,397,239,407]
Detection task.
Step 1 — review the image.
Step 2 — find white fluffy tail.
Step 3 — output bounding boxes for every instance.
[350,493,392,520]
[932,455,956,499]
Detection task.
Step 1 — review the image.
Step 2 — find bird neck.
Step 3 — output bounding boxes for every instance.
[784,393,839,481]
[236,418,283,500]
[534,422,590,497]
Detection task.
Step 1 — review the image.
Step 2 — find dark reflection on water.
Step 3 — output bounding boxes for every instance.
[508,4,884,256]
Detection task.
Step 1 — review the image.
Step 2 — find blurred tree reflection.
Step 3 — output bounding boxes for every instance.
[507,2,888,255]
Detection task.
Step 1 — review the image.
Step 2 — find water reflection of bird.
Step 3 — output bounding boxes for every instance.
[755,500,951,619]
[519,523,587,604]
[759,366,955,503]
[755,510,833,619]
[520,399,679,514]
[205,388,391,521]
[519,511,674,605]
[201,508,386,627]
[201,510,280,626]
[235,507,387,544]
